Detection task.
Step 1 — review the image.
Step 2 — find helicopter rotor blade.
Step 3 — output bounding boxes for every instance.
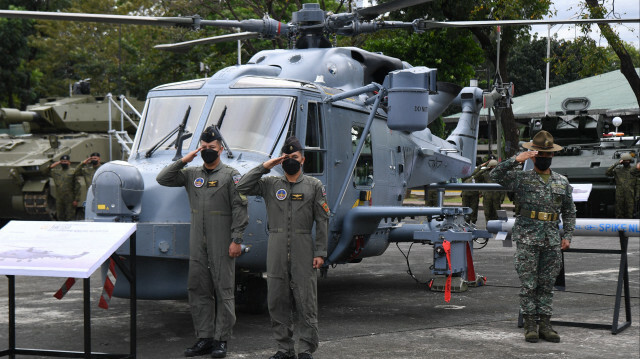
[154,32,261,52]
[0,9,199,28]
[0,10,290,36]
[358,0,433,20]
[418,17,640,30]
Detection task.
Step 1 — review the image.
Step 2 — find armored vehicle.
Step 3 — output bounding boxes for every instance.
[0,81,144,220]
[530,106,639,217]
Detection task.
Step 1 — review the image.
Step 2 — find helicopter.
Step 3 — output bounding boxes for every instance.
[1,1,638,309]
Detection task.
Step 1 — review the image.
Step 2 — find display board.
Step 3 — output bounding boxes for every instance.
[0,221,136,278]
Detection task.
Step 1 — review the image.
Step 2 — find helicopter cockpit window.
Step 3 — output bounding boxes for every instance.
[205,96,296,155]
[303,102,325,174]
[352,125,373,186]
[137,96,205,153]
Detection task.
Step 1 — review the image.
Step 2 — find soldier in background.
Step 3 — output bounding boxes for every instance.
[633,162,640,218]
[424,186,438,206]
[460,161,487,224]
[474,160,504,223]
[74,152,102,189]
[605,153,639,218]
[49,154,79,221]
[491,130,576,343]
[236,136,329,359]
[157,126,248,358]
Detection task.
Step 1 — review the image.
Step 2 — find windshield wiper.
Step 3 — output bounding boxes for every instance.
[215,106,234,159]
[145,106,192,159]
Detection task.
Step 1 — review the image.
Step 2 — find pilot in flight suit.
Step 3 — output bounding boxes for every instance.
[236,136,329,359]
[157,126,248,358]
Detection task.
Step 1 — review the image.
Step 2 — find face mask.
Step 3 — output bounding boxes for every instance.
[534,156,552,171]
[282,158,301,175]
[622,162,630,168]
[201,149,219,164]
[61,163,69,170]
[91,160,98,165]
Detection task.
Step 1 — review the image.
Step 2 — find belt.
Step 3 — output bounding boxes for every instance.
[520,209,558,221]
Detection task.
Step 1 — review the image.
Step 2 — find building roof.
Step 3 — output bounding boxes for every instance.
[445,68,639,120]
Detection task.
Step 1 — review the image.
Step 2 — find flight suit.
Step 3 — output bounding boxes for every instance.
[460,165,483,224]
[491,157,576,316]
[474,167,504,222]
[605,162,640,218]
[74,163,100,189]
[236,164,329,355]
[50,166,79,221]
[156,159,248,341]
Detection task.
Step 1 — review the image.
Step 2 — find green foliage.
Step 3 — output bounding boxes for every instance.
[361,29,484,86]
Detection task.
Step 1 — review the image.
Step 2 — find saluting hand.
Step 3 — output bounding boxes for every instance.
[83,157,91,165]
[181,147,203,164]
[263,154,288,170]
[516,151,537,163]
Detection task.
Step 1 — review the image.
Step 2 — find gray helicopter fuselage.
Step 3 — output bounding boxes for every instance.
[86,46,480,299]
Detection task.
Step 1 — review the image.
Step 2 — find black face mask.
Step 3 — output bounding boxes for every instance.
[622,162,630,168]
[61,163,69,170]
[91,160,98,165]
[201,149,219,164]
[534,156,552,171]
[282,158,301,175]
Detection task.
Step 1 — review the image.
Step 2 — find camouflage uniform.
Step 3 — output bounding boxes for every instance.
[605,162,640,218]
[156,160,248,342]
[236,164,329,356]
[474,167,504,223]
[491,157,576,316]
[425,186,438,206]
[74,163,100,189]
[50,166,79,221]
[461,165,483,224]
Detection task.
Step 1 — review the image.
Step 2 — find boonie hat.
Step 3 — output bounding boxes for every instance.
[522,130,563,152]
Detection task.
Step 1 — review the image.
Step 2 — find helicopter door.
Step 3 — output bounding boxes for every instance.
[302,101,326,184]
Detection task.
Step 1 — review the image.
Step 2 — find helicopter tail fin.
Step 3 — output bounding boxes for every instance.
[446,87,484,168]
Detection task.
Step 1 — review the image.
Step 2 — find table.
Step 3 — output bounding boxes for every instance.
[0,221,137,358]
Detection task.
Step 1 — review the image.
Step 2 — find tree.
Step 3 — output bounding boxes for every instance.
[584,0,640,107]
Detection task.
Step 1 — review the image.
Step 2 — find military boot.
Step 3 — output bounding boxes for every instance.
[523,314,539,343]
[538,314,560,342]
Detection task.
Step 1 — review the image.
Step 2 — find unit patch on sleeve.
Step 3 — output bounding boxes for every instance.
[291,193,304,201]
[233,174,242,184]
[194,177,205,188]
[322,202,330,213]
[207,180,218,187]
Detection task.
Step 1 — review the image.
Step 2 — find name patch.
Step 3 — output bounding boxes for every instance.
[291,193,304,201]
[276,189,287,200]
[194,178,205,188]
[207,180,218,187]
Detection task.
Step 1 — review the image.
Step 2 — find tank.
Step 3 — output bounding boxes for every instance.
[0,80,144,220]
[529,110,639,218]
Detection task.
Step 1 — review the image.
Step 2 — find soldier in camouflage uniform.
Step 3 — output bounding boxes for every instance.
[605,153,639,218]
[236,136,329,359]
[74,152,102,190]
[460,162,487,224]
[491,130,576,343]
[474,160,504,224]
[424,186,438,206]
[157,126,248,358]
[48,154,79,221]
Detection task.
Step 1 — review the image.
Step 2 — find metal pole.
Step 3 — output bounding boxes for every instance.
[545,24,551,116]
[9,275,15,357]
[83,277,91,359]
[107,93,113,162]
[332,91,383,211]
